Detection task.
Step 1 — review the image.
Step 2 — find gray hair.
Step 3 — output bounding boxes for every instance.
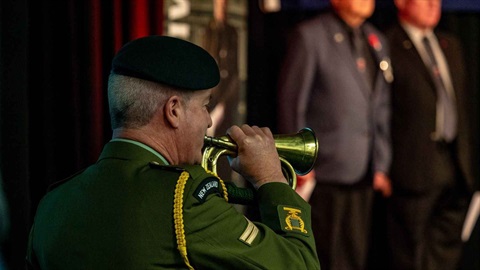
[107,73,189,129]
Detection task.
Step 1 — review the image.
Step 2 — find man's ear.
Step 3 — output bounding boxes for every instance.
[164,95,183,128]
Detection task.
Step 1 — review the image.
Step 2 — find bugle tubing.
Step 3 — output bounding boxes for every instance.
[202,128,318,191]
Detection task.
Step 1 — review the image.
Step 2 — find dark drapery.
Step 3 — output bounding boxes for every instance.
[0,1,163,269]
[1,1,479,270]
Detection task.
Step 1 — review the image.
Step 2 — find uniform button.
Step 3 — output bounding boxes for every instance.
[403,40,413,49]
[219,49,227,58]
[334,33,344,43]
[220,70,229,78]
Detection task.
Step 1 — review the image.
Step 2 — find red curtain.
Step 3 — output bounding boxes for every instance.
[0,1,164,269]
[86,0,164,162]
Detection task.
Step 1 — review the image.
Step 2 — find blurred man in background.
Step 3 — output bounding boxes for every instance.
[386,0,476,269]
[277,0,393,269]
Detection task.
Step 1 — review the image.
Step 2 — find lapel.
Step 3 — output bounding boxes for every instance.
[395,25,437,92]
[363,25,394,93]
[436,32,457,92]
[326,14,392,99]
[326,14,369,97]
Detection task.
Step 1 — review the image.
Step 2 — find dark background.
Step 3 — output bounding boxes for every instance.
[1,0,479,269]
[247,1,480,269]
[279,0,480,11]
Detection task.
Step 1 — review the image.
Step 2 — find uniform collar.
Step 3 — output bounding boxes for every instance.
[400,21,434,45]
[101,139,170,165]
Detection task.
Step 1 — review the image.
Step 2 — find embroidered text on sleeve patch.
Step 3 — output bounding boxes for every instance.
[239,217,259,246]
[193,177,221,203]
[278,205,309,235]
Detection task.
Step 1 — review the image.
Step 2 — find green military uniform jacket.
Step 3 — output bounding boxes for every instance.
[26,140,320,269]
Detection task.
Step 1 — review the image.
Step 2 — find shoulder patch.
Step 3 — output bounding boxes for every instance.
[278,205,309,236]
[193,177,222,203]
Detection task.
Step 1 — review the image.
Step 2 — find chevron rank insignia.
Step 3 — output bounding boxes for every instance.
[239,217,259,246]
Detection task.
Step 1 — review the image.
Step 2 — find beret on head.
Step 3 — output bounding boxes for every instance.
[111,35,220,90]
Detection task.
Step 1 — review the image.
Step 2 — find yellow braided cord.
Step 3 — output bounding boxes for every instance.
[218,178,229,202]
[204,169,229,202]
[173,169,230,270]
[173,171,194,270]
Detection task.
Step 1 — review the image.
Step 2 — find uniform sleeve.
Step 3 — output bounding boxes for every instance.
[25,226,40,270]
[183,182,320,270]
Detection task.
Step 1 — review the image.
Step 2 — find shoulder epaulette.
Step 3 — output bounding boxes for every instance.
[47,168,86,192]
[148,161,185,172]
[149,162,229,203]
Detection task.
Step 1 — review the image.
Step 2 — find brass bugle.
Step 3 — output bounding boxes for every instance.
[202,128,319,191]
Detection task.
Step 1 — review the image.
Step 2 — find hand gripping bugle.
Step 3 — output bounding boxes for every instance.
[202,128,319,204]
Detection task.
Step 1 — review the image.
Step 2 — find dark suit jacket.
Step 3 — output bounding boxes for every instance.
[387,23,475,193]
[277,12,393,184]
[26,140,319,269]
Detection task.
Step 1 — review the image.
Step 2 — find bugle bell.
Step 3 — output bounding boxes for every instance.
[202,128,318,191]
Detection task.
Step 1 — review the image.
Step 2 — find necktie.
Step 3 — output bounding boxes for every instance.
[422,36,457,142]
[352,28,374,89]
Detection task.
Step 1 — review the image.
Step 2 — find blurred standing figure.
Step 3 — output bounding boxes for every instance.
[386,0,475,269]
[203,0,240,137]
[277,0,393,269]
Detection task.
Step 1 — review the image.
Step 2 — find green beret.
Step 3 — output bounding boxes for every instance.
[111,35,220,90]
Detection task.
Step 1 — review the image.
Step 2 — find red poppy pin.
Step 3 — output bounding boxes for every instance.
[368,33,382,51]
[439,38,449,49]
